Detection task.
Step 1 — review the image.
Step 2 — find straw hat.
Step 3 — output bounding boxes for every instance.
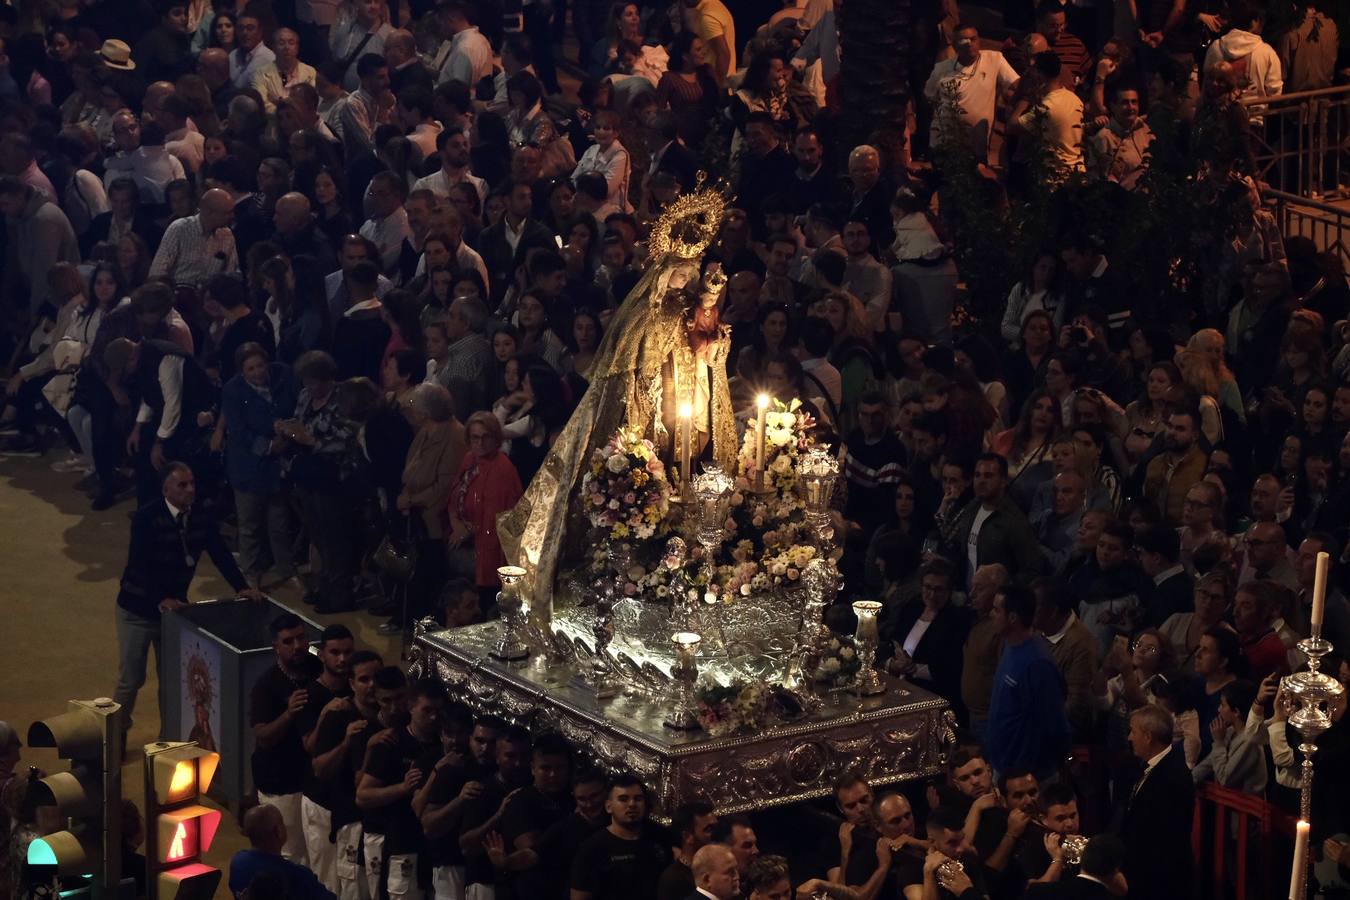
[99,39,136,71]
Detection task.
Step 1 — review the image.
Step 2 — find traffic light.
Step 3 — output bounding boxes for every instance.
[143,742,221,900]
[24,698,123,900]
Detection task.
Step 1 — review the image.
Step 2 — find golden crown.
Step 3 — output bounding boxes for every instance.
[649,174,727,260]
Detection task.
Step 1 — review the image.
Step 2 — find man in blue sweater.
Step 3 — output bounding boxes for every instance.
[230,804,335,900]
[986,584,1071,780]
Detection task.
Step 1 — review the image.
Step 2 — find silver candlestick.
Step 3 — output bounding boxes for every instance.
[664,631,702,729]
[691,466,735,589]
[852,600,885,696]
[490,566,529,661]
[1280,551,1345,900]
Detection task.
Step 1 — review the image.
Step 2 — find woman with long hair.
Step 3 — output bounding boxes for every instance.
[501,363,570,486]
[863,478,921,593]
[116,233,151,289]
[566,308,604,379]
[1092,626,1177,751]
[822,291,879,424]
[591,2,643,76]
[735,47,816,134]
[1000,249,1065,345]
[655,31,720,147]
[262,255,329,364]
[516,292,568,372]
[1296,383,1333,442]
[61,265,131,480]
[734,303,792,381]
[990,388,1061,480]
[209,10,237,52]
[1176,349,1226,446]
[956,335,1010,428]
[1124,361,1180,468]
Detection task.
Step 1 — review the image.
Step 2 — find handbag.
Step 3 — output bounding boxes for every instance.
[373,516,418,582]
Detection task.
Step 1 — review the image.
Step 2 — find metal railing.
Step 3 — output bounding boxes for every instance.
[1264,188,1350,271]
[1244,84,1350,200]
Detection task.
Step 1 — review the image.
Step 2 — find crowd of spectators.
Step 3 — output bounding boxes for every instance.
[2,0,1350,897]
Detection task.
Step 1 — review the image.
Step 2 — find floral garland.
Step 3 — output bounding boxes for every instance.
[580,426,671,543]
[696,680,771,736]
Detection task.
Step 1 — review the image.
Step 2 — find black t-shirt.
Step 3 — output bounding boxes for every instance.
[309,702,378,828]
[249,665,311,795]
[537,813,607,900]
[498,785,572,900]
[363,727,440,854]
[569,826,669,900]
[416,750,482,868]
[655,860,693,900]
[460,773,529,888]
[300,680,353,808]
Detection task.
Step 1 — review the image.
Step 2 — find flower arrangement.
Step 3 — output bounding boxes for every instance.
[581,426,671,543]
[816,635,862,688]
[737,399,816,496]
[696,679,771,736]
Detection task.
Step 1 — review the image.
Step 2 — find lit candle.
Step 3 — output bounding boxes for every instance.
[678,402,693,488]
[1290,819,1309,900]
[754,393,769,487]
[1311,551,1329,632]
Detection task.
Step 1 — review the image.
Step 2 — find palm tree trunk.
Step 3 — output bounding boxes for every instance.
[838,0,914,156]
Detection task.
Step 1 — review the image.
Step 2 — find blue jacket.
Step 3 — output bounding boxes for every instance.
[221,364,300,494]
[986,635,1071,778]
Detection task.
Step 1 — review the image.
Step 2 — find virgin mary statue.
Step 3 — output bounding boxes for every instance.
[498,185,737,615]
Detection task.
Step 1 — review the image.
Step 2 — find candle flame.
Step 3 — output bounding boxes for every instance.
[678,402,693,418]
[756,393,770,409]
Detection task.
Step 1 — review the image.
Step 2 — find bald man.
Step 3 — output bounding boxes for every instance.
[149,187,239,287]
[689,844,739,900]
[230,804,335,900]
[384,28,432,95]
[271,192,336,270]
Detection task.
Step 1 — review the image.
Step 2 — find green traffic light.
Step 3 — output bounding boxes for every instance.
[27,839,58,867]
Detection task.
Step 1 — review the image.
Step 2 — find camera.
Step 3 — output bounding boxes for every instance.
[1070,326,1089,345]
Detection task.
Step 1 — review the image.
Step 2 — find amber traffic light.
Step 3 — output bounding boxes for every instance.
[144,742,222,900]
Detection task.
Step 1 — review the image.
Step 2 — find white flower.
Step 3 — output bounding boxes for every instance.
[608,499,621,510]
[771,454,793,474]
[840,647,855,660]
[829,638,841,651]
[656,585,669,598]
[606,454,629,473]
[820,658,841,674]
[740,583,752,596]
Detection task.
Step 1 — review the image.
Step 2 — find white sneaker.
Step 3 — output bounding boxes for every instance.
[52,456,92,474]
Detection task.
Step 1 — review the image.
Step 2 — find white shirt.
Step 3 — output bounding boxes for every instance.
[925,50,1018,158]
[230,42,276,89]
[1044,611,1078,646]
[801,357,842,409]
[572,141,632,213]
[437,26,493,86]
[359,207,412,273]
[103,146,186,204]
[411,167,488,206]
[968,506,995,586]
[330,20,392,90]
[252,60,318,114]
[63,169,109,235]
[407,121,443,163]
[1153,564,1185,586]
[137,355,186,440]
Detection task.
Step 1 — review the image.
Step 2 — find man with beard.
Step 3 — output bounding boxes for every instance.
[410,703,476,900]
[1018,783,1086,887]
[570,774,670,900]
[309,649,383,900]
[657,801,717,900]
[251,613,320,865]
[1143,408,1208,527]
[298,625,356,888]
[357,678,446,900]
[486,733,575,898]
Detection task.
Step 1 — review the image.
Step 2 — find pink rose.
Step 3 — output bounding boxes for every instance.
[624,492,637,504]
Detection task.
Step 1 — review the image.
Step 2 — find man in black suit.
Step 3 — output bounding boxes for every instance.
[1136,523,1193,627]
[1025,834,1128,898]
[83,177,163,257]
[1117,705,1194,899]
[685,844,740,900]
[648,113,699,193]
[846,144,895,254]
[113,463,263,737]
[478,179,555,301]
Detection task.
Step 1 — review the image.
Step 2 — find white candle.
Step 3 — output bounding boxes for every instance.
[754,394,769,485]
[1290,819,1309,900]
[678,402,693,487]
[1311,551,1329,632]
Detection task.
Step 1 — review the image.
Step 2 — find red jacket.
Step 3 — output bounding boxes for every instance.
[449,451,523,587]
